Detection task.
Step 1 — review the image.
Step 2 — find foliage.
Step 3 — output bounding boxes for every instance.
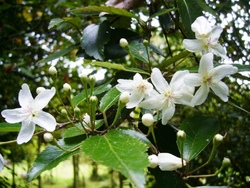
[0,0,250,187]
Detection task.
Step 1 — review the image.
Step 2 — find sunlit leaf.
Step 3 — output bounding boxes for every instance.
[91,61,149,75]
[99,87,120,112]
[177,115,219,162]
[48,18,64,29]
[128,41,149,63]
[27,139,81,181]
[81,130,149,188]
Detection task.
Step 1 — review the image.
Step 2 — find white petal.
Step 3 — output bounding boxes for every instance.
[33,111,56,132]
[210,26,223,42]
[1,108,28,123]
[34,87,56,111]
[210,81,229,102]
[183,39,204,52]
[161,106,175,125]
[191,84,209,106]
[210,44,227,59]
[0,153,4,172]
[170,70,189,90]
[17,120,35,144]
[116,79,134,92]
[212,65,238,81]
[139,95,163,110]
[199,53,214,75]
[175,90,194,106]
[191,16,212,39]
[151,68,169,93]
[158,153,184,171]
[184,73,202,87]
[19,84,34,109]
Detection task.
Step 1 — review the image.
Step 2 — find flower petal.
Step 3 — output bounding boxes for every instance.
[183,39,204,52]
[126,92,144,109]
[17,120,35,144]
[161,106,175,125]
[212,65,238,81]
[33,111,56,132]
[158,153,184,171]
[210,81,229,102]
[1,108,28,123]
[151,68,169,93]
[191,84,209,106]
[34,87,56,111]
[210,44,227,59]
[199,53,214,75]
[210,26,223,42]
[139,95,163,110]
[184,73,202,87]
[191,16,212,39]
[170,70,189,90]
[19,84,34,109]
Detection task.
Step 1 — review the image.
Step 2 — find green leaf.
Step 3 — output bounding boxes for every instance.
[91,61,149,75]
[73,6,139,20]
[48,18,64,29]
[177,0,203,37]
[128,41,149,63]
[177,115,219,162]
[99,87,120,112]
[81,21,110,60]
[38,44,79,63]
[72,80,112,107]
[81,130,149,188]
[0,122,42,132]
[27,139,81,181]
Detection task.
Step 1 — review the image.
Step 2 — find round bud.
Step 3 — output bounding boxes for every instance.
[119,92,130,104]
[63,83,71,92]
[80,74,88,83]
[222,157,231,167]
[142,113,154,127]
[177,130,186,140]
[213,134,223,144]
[48,66,57,75]
[61,109,67,116]
[143,39,149,46]
[43,133,54,143]
[88,75,96,87]
[90,96,98,105]
[36,87,45,94]
[119,38,128,48]
[74,106,81,116]
[148,154,158,168]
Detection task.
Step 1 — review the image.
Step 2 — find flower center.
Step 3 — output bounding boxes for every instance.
[202,74,212,85]
[137,82,148,94]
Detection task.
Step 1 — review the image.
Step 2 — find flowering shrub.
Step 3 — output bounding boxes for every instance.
[0,1,246,187]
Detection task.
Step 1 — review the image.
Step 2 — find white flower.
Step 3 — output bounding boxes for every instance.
[116,73,153,109]
[1,84,56,144]
[183,16,227,58]
[184,53,238,106]
[140,68,193,125]
[0,153,4,172]
[158,153,186,171]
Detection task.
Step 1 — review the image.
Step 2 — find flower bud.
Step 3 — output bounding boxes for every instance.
[222,157,231,167]
[43,133,54,143]
[119,92,130,104]
[36,87,45,94]
[48,66,57,75]
[142,113,154,127]
[143,39,149,46]
[119,38,128,48]
[177,130,186,141]
[80,74,89,83]
[88,75,96,87]
[90,96,98,106]
[61,109,67,116]
[74,106,81,117]
[213,134,224,147]
[148,154,158,168]
[158,153,186,171]
[63,83,71,92]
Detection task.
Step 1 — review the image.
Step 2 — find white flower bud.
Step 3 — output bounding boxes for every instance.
[142,113,154,127]
[213,134,224,147]
[48,66,57,75]
[222,157,231,167]
[148,154,158,168]
[158,153,186,171]
[43,133,54,143]
[36,87,46,94]
[119,38,128,48]
[177,130,186,140]
[119,92,130,104]
[63,83,71,92]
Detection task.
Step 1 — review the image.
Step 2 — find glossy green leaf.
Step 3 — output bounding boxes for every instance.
[91,61,149,75]
[27,139,81,181]
[81,21,110,60]
[128,42,149,63]
[99,87,120,112]
[48,18,64,29]
[177,0,203,37]
[177,115,219,162]
[81,130,149,188]
[72,80,112,107]
[73,6,139,20]
[38,44,79,63]
[0,122,42,132]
